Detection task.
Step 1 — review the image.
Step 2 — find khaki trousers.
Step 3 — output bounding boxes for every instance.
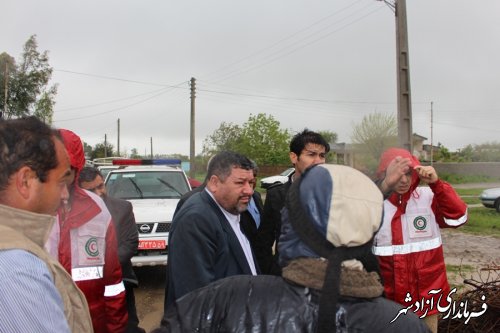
[423,314,438,333]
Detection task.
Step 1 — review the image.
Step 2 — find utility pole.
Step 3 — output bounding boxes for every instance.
[430,101,434,165]
[189,77,196,179]
[150,137,153,159]
[104,134,108,158]
[117,118,120,157]
[379,0,413,153]
[395,0,413,152]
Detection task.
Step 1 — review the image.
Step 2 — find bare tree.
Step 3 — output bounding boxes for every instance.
[351,112,398,172]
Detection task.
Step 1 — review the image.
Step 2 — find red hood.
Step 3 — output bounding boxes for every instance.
[59,129,85,179]
[376,148,420,177]
[376,147,421,207]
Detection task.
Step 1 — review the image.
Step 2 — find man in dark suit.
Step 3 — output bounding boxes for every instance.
[163,151,258,310]
[175,160,263,251]
[78,167,145,333]
[239,161,264,253]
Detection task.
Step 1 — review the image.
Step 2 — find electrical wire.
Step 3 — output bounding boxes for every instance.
[200,0,365,81]
[53,85,183,122]
[55,87,173,112]
[205,5,384,84]
[55,69,189,89]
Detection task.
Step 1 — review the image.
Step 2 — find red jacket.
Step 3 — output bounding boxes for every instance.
[373,148,468,317]
[54,129,127,333]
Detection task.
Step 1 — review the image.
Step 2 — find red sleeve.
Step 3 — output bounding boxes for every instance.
[103,220,128,333]
[430,179,468,228]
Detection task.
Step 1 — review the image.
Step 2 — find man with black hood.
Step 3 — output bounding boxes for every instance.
[154,164,430,333]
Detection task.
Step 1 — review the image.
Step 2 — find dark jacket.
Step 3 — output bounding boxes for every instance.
[176,185,262,254]
[253,179,291,275]
[173,183,205,217]
[239,191,263,250]
[104,195,139,285]
[158,275,431,333]
[165,189,256,308]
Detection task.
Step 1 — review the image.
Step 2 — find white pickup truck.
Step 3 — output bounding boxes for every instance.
[104,159,191,266]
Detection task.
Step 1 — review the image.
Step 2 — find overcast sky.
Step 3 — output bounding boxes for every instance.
[2,0,499,156]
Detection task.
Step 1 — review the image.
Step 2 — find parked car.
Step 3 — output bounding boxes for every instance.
[479,187,500,212]
[90,157,128,179]
[188,178,203,188]
[260,167,295,189]
[97,165,119,179]
[105,159,191,266]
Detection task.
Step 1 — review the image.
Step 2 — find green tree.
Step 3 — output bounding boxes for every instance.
[318,130,338,147]
[318,130,338,163]
[236,113,291,166]
[91,142,114,159]
[202,122,242,156]
[351,112,398,173]
[164,153,189,161]
[434,143,452,161]
[202,113,291,166]
[0,53,15,119]
[130,148,141,158]
[83,142,93,160]
[469,142,500,162]
[0,35,57,121]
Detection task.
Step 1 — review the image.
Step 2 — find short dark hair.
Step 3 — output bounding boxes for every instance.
[78,166,103,186]
[207,151,253,181]
[289,129,330,156]
[0,116,59,192]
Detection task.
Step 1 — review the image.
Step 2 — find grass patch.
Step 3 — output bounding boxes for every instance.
[440,173,500,184]
[454,188,483,196]
[459,207,500,237]
[462,197,481,205]
[446,264,474,273]
[454,188,483,205]
[446,264,477,293]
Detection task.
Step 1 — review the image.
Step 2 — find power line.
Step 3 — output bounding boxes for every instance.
[433,120,500,133]
[55,69,189,89]
[200,0,365,81]
[197,85,394,105]
[55,87,172,112]
[54,86,181,122]
[205,5,383,84]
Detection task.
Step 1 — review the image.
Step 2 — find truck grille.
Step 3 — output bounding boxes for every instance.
[136,222,171,234]
[156,222,171,232]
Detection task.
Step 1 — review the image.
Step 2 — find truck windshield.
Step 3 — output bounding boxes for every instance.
[106,171,190,199]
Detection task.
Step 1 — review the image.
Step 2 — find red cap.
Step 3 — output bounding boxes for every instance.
[376,147,420,179]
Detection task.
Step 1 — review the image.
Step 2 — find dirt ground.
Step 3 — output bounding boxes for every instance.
[441,229,500,289]
[133,229,500,332]
[134,266,166,332]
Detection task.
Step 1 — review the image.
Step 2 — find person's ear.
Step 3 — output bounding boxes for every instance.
[206,175,219,192]
[15,166,37,199]
[289,151,298,165]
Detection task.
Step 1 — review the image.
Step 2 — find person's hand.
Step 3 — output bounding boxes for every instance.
[414,165,438,184]
[382,156,412,190]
